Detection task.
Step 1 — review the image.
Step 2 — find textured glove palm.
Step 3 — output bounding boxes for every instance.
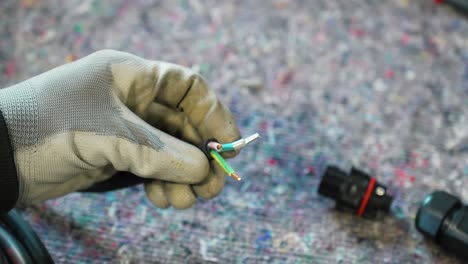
[0,50,240,209]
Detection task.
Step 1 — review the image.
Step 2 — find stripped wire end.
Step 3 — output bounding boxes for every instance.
[243,132,261,145]
[220,132,261,153]
[206,132,260,181]
[230,173,241,181]
[209,150,241,181]
[207,141,222,151]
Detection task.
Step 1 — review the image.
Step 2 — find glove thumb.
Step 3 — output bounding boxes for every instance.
[85,108,210,184]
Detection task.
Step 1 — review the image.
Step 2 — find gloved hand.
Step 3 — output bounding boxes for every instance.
[0,49,240,209]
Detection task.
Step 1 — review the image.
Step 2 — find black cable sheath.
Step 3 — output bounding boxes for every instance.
[79,172,149,193]
[0,109,19,213]
[80,139,217,193]
[0,243,10,264]
[1,210,54,263]
[0,223,31,264]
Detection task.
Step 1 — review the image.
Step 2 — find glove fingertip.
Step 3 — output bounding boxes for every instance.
[144,181,170,209]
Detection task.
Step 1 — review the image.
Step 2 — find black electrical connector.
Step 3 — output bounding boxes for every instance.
[415,191,468,259]
[318,166,393,218]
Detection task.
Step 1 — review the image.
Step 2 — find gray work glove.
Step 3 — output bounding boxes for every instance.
[0,49,240,209]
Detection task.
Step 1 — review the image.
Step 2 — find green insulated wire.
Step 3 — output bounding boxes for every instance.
[206,132,260,181]
[220,143,235,152]
[209,150,240,180]
[219,133,260,153]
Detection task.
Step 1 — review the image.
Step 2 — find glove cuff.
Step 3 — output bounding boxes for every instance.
[0,109,18,213]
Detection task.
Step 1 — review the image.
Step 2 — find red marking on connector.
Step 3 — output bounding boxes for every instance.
[434,0,444,3]
[357,177,376,217]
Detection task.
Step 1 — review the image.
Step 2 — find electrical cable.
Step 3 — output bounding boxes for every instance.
[79,172,149,192]
[0,223,32,264]
[0,210,54,263]
[0,132,261,263]
[210,133,260,153]
[207,142,222,151]
[205,132,260,181]
[0,246,10,264]
[209,150,241,181]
